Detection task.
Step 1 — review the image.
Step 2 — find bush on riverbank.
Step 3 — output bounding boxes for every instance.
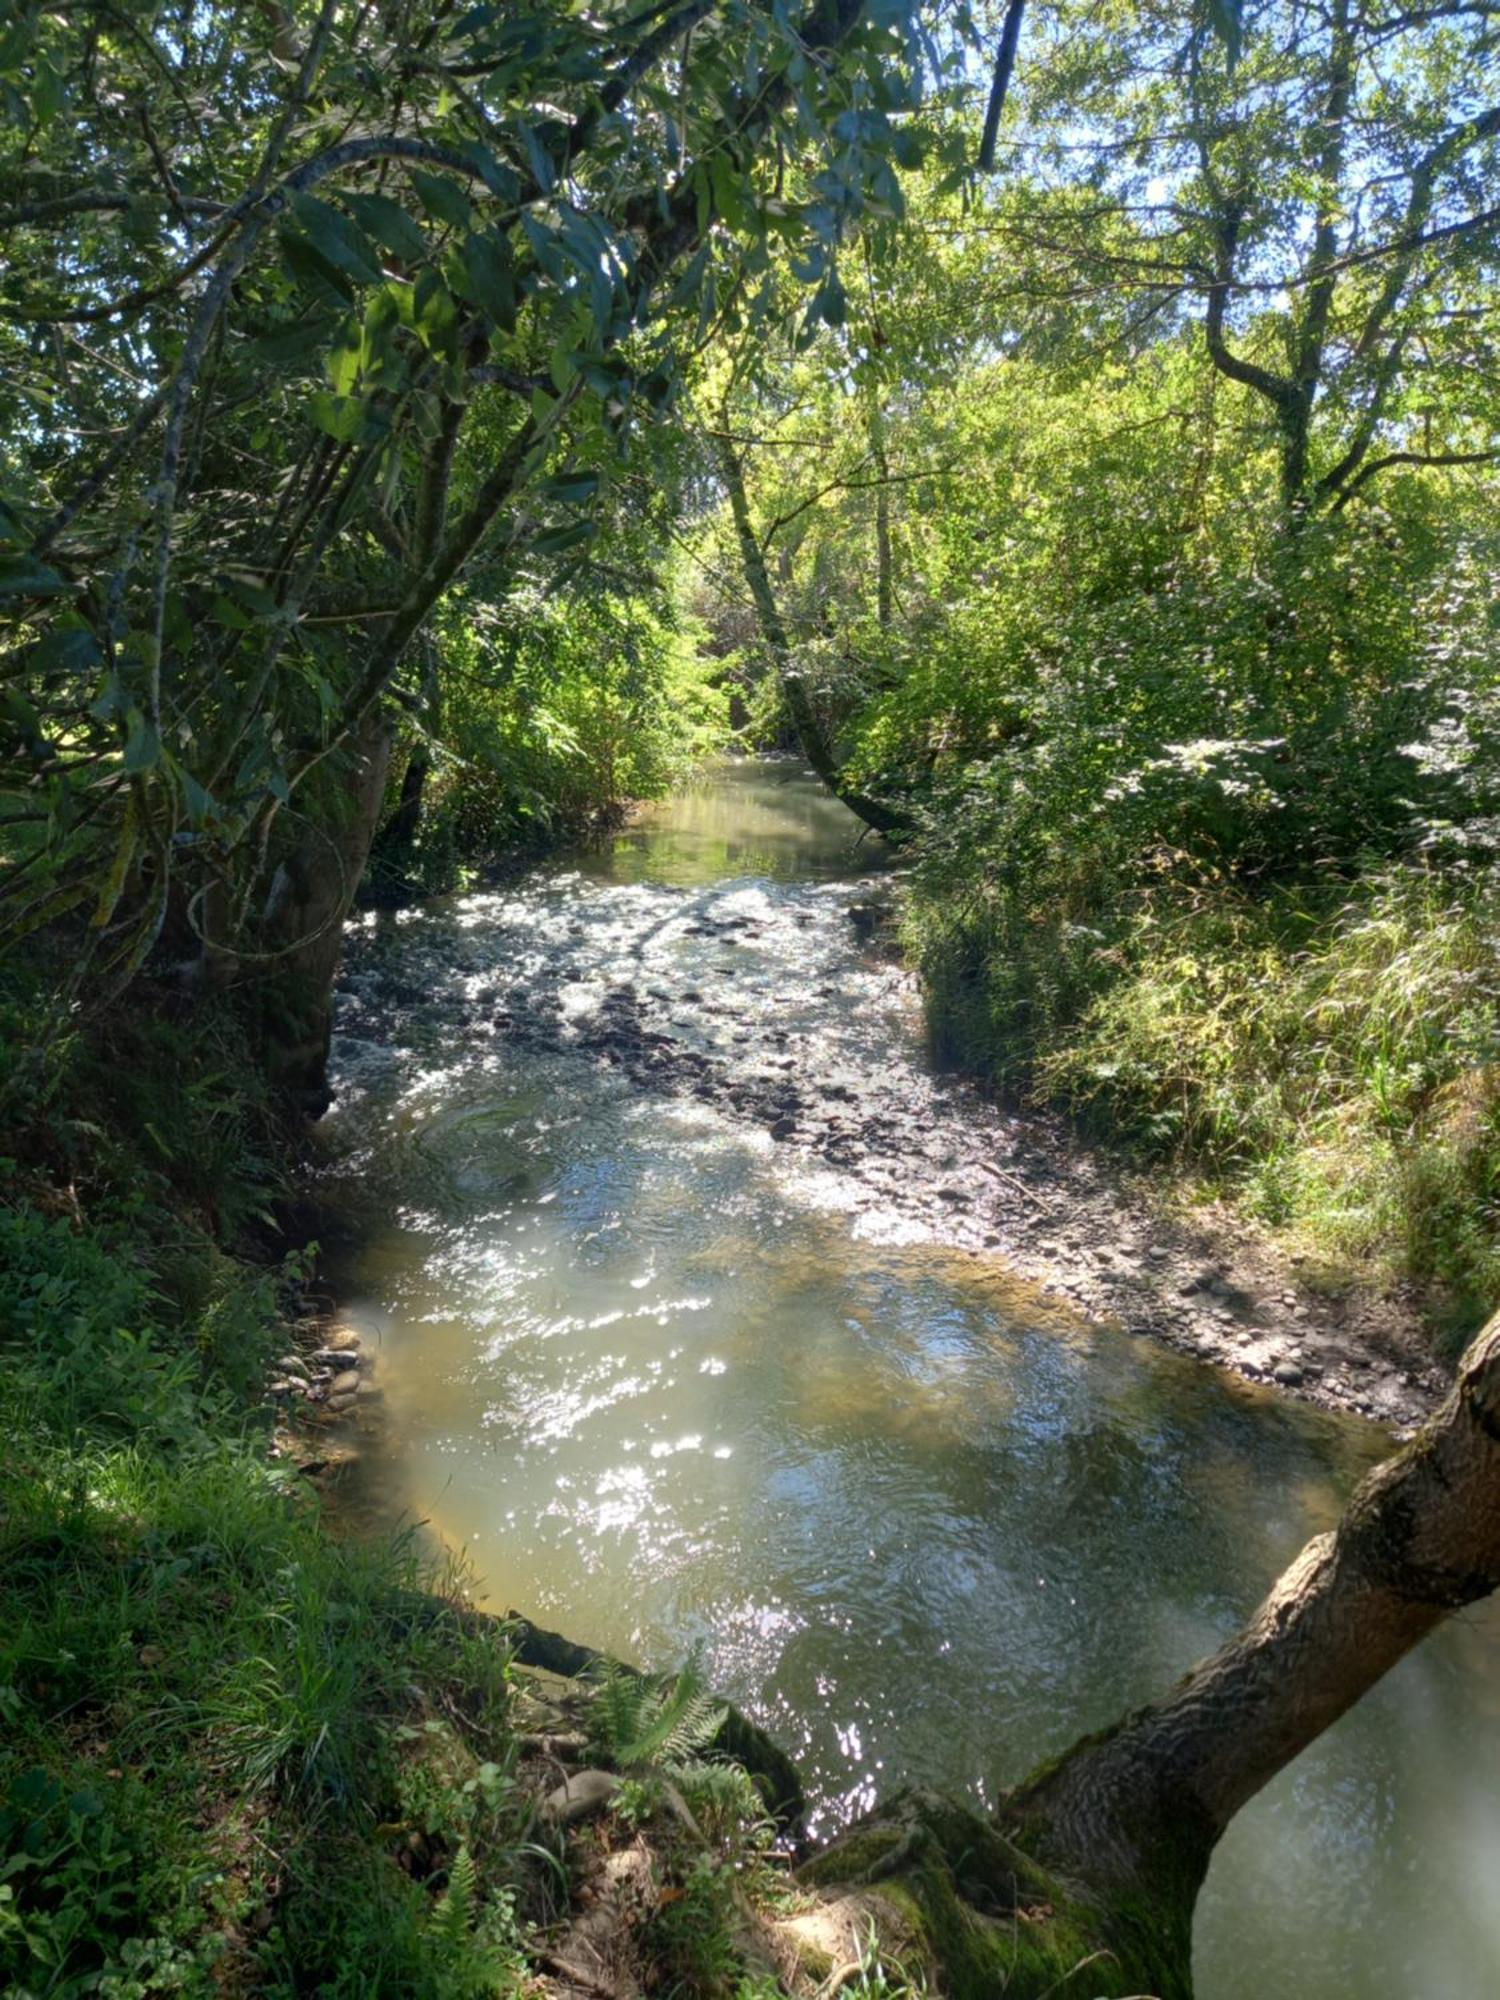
[369,583,728,901]
[698,317,1500,1354]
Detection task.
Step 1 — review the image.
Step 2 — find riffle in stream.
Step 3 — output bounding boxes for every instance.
[319,759,1500,1999]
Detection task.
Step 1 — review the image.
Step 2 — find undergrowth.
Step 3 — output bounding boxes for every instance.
[906,858,1500,1352]
[0,967,540,1997]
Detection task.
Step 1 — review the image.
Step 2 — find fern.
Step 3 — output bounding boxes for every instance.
[426,1842,522,1998]
[661,1759,762,1825]
[587,1654,728,1771]
[429,1840,477,1957]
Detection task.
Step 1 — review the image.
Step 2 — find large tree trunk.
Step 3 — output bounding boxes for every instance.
[717,435,909,838]
[255,706,393,1114]
[788,1309,1500,1997]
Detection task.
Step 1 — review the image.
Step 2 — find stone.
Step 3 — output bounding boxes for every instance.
[1273,1362,1305,1387]
[326,1327,362,1352]
[769,1116,797,1140]
[542,1768,620,1826]
[329,1369,361,1397]
[311,1347,363,1371]
[276,1354,312,1381]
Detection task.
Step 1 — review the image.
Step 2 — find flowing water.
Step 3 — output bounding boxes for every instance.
[321,758,1500,1998]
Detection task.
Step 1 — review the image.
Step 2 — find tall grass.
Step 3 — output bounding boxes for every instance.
[906,862,1500,1349]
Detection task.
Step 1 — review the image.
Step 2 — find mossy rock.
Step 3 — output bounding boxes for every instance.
[797,1790,1189,1999]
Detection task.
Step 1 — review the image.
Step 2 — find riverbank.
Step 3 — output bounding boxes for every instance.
[902,855,1498,1407]
[0,960,824,1998]
[429,841,1444,1433]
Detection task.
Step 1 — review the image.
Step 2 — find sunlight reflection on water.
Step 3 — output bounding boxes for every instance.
[323,759,1500,2000]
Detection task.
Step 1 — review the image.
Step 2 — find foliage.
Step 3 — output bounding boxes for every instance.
[0,0,971,1034]
[586,1655,729,1772]
[687,99,1500,1334]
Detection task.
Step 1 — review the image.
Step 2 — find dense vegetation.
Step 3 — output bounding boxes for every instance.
[4,0,1500,1992]
[688,12,1500,1337]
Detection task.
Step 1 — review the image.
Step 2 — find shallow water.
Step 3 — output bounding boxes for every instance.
[322,758,1500,1998]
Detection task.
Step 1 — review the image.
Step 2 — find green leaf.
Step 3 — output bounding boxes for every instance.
[307,391,388,443]
[0,686,42,736]
[548,340,579,395]
[340,191,429,266]
[539,469,600,506]
[327,320,363,396]
[123,709,161,774]
[709,152,747,233]
[29,624,99,671]
[251,314,339,364]
[519,123,556,194]
[288,194,384,285]
[460,231,517,333]
[409,169,472,230]
[454,141,520,202]
[531,520,596,556]
[0,553,68,596]
[411,270,460,357]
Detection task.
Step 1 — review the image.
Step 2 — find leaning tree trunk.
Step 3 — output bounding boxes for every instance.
[716,435,909,838]
[255,706,393,1114]
[784,1309,1500,1998]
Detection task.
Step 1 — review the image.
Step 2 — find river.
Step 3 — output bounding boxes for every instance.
[320,757,1500,1998]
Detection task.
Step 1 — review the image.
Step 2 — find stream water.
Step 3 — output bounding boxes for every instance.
[321,758,1500,1998]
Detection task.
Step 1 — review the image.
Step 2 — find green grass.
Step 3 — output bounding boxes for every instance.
[0,979,541,1998]
[906,861,1500,1352]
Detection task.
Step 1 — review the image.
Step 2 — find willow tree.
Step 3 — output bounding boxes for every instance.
[0,0,950,1103]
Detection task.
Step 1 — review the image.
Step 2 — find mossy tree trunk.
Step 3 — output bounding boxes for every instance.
[790,1309,1500,1996]
[255,706,394,1114]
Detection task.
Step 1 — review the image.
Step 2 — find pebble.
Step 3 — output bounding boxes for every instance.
[1274,1362,1305,1387]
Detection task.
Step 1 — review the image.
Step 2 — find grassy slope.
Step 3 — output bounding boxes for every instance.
[0,983,554,1997]
[904,858,1500,1356]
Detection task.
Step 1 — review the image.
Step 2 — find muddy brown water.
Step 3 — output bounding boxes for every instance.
[321,758,1500,1998]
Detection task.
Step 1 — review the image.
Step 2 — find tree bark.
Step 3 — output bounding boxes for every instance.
[255,705,393,1113]
[871,404,894,630]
